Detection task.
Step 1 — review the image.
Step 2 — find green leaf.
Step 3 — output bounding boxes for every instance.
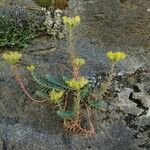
[35,90,49,99]
[80,87,89,98]
[46,74,70,90]
[62,76,71,81]
[0,14,36,48]
[32,72,65,92]
[89,100,107,109]
[57,110,75,119]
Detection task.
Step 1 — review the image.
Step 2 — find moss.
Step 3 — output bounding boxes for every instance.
[33,0,68,9]
[33,0,54,8]
[0,14,36,48]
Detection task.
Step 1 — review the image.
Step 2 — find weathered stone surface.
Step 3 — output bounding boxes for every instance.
[0,0,150,149]
[117,88,143,116]
[3,0,38,8]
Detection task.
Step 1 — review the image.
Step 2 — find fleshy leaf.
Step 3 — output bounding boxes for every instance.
[57,110,75,119]
[89,100,107,109]
[35,90,49,99]
[80,87,89,98]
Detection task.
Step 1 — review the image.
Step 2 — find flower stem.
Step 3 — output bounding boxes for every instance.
[74,90,81,117]
[11,65,47,103]
[91,62,116,99]
[107,62,116,88]
[67,28,76,60]
[57,102,63,110]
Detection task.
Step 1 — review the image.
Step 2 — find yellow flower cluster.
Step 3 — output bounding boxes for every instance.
[107,51,127,63]
[62,16,81,28]
[49,89,64,102]
[27,65,35,72]
[73,58,85,67]
[2,51,22,65]
[65,76,88,90]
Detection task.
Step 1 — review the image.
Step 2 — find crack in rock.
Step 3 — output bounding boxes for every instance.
[131,83,150,117]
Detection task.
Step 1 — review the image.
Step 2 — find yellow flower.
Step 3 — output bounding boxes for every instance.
[62,16,68,24]
[65,76,88,90]
[62,16,81,28]
[74,16,81,24]
[2,51,22,65]
[73,58,85,66]
[107,51,127,62]
[27,65,35,72]
[49,89,64,102]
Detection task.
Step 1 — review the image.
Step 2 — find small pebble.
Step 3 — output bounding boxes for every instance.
[147,8,150,12]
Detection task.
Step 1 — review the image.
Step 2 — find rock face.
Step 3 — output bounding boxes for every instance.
[0,0,150,150]
[2,0,37,8]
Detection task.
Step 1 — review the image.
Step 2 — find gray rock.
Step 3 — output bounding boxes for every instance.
[0,0,150,149]
[117,88,143,116]
[2,0,38,8]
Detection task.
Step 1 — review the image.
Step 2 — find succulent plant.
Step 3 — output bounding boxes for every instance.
[33,0,53,8]
[33,0,68,9]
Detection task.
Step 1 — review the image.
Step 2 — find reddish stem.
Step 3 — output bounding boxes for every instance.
[12,65,47,103]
